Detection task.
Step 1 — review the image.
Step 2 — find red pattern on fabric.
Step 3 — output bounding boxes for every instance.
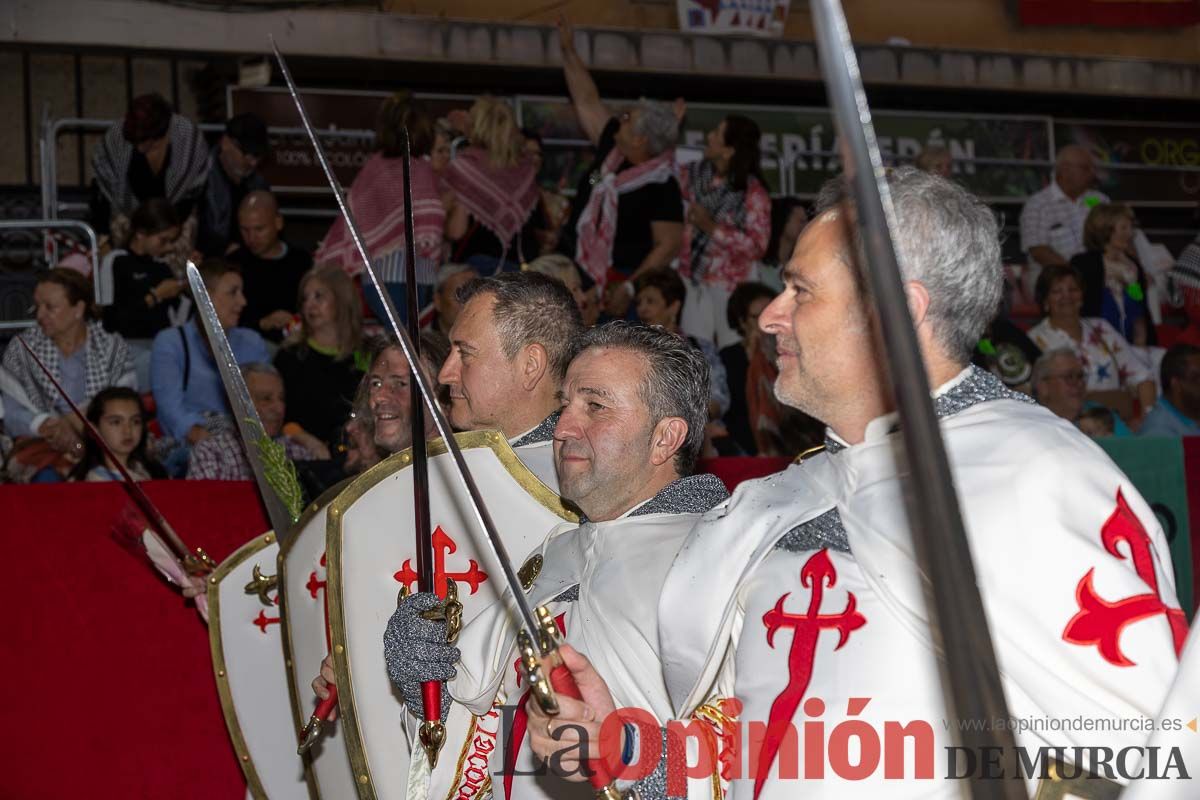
[315,152,445,275]
[1,480,268,797]
[756,550,865,800]
[678,171,772,292]
[1063,488,1189,666]
[442,147,538,250]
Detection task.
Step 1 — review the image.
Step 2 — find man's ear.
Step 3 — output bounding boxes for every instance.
[903,280,931,330]
[520,342,550,392]
[649,417,688,468]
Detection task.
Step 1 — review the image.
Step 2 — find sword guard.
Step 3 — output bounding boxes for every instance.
[407,579,464,643]
[185,548,217,576]
[297,687,338,754]
[418,718,446,768]
[517,627,558,716]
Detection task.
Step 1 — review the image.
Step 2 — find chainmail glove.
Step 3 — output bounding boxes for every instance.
[382,591,460,722]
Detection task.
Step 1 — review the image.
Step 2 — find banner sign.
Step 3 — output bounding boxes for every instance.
[1020,0,1200,27]
[1099,436,1194,619]
[677,0,791,37]
[518,96,1051,201]
[227,87,473,190]
[1055,119,1200,204]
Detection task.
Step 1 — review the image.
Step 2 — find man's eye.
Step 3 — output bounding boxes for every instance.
[588,402,605,411]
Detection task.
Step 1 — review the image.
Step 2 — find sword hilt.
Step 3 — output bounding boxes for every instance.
[297,686,338,755]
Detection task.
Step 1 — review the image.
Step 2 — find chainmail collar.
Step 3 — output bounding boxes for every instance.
[509,411,560,448]
[822,364,1034,453]
[631,473,730,518]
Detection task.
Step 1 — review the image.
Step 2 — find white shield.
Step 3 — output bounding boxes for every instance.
[326,431,576,800]
[279,480,360,798]
[208,531,312,799]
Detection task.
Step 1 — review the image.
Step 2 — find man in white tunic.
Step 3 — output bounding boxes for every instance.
[529,168,1185,799]
[385,321,729,800]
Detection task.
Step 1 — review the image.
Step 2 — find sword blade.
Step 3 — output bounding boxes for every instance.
[15,336,195,568]
[186,262,299,541]
[810,2,1023,797]
[269,37,542,643]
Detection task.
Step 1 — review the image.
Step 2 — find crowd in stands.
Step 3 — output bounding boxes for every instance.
[4,18,1200,488]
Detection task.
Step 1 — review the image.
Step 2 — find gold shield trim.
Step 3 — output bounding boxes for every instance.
[277,477,354,799]
[326,430,578,800]
[207,530,287,800]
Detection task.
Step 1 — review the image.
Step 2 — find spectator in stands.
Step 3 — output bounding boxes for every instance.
[915,144,953,178]
[67,387,165,481]
[428,263,478,338]
[1019,144,1109,271]
[521,128,570,256]
[678,115,771,349]
[444,97,539,271]
[1078,406,1117,439]
[635,268,731,422]
[274,267,366,448]
[600,270,634,323]
[230,190,312,341]
[1140,344,1200,437]
[1027,265,1155,423]
[430,119,455,177]
[89,93,208,249]
[196,113,271,257]
[972,308,1042,394]
[557,18,683,286]
[102,198,188,342]
[150,259,269,459]
[1030,347,1132,436]
[525,254,588,314]
[719,282,776,455]
[579,282,601,327]
[1071,203,1155,346]
[316,92,444,324]
[2,269,135,481]
[1166,259,1200,348]
[187,362,321,480]
[369,331,450,453]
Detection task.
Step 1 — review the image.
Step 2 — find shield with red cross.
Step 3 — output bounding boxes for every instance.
[278,478,359,798]
[206,530,311,799]
[326,431,576,799]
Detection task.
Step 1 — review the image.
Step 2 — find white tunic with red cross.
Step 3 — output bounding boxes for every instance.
[660,367,1185,800]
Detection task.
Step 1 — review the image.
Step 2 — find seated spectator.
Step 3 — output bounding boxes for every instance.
[101,198,188,341]
[316,92,443,324]
[365,331,449,454]
[1,269,135,481]
[556,19,682,285]
[635,268,731,422]
[197,113,271,257]
[1019,144,1108,273]
[915,144,953,178]
[187,362,321,480]
[525,254,588,315]
[230,190,312,340]
[67,387,165,481]
[1166,257,1200,348]
[429,118,455,178]
[1071,203,1155,346]
[428,263,478,337]
[89,93,208,254]
[274,267,366,448]
[1030,348,1132,436]
[599,269,635,324]
[679,115,771,349]
[719,282,776,455]
[1027,264,1155,424]
[972,312,1042,394]
[444,97,539,272]
[150,259,269,455]
[578,281,601,327]
[1078,406,1117,439]
[1140,344,1200,437]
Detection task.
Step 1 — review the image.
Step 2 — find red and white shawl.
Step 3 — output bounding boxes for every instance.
[574,146,675,288]
[315,153,445,275]
[442,147,539,256]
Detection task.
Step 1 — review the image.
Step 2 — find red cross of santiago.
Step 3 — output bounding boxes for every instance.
[1063,488,1188,666]
[393,524,488,597]
[756,548,866,800]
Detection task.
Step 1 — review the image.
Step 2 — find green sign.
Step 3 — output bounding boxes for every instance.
[1099,436,1194,619]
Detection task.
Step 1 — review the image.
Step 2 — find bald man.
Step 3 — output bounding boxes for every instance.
[230,189,313,338]
[1019,144,1110,271]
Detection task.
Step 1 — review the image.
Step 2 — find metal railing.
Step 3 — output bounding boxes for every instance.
[0,219,101,331]
[39,113,375,221]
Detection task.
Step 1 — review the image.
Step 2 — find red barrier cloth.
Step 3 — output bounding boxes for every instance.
[1,480,268,799]
[1019,0,1200,27]
[700,456,792,492]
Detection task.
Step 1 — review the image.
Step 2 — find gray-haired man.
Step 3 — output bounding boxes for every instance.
[386,321,729,800]
[533,168,1182,798]
[556,17,683,281]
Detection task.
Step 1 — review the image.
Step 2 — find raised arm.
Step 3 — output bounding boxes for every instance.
[558,17,611,146]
